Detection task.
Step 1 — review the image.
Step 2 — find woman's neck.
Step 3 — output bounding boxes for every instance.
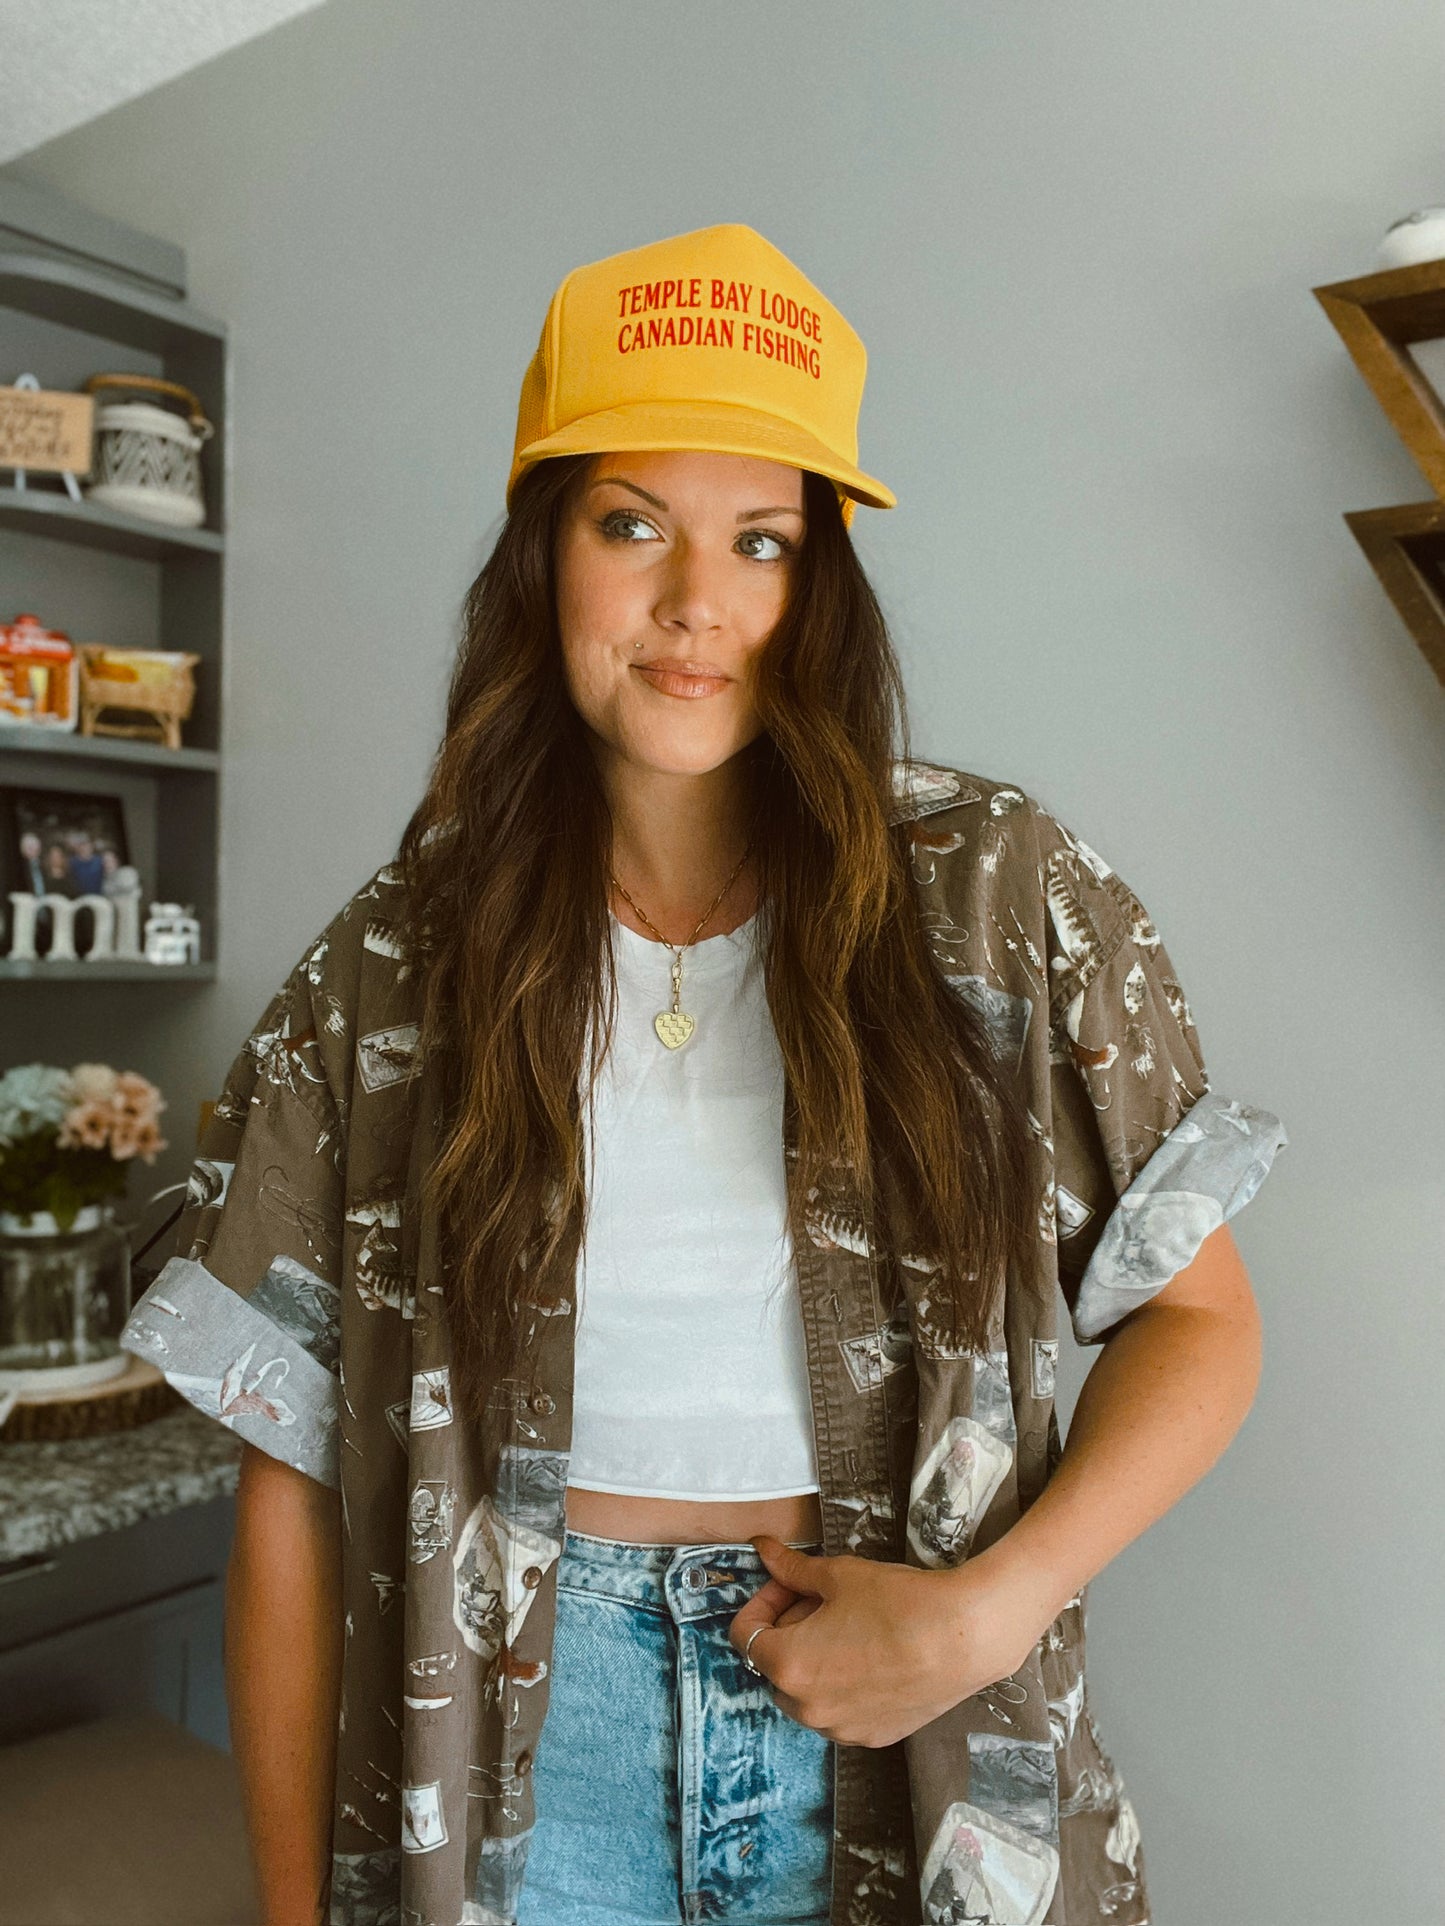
[608,872,760,945]
[602,754,759,943]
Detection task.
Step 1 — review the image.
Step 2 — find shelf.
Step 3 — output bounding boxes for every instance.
[0,251,225,353]
[0,485,224,559]
[0,958,215,982]
[1343,498,1445,687]
[0,730,218,772]
[0,212,225,1001]
[1314,256,1445,499]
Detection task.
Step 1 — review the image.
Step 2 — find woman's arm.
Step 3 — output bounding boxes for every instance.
[966,1219,1264,1635]
[225,1442,344,1926]
[732,1223,1264,1746]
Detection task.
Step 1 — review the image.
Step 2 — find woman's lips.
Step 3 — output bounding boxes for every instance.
[632,662,732,699]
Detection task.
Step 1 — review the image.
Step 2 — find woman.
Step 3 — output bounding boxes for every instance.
[121,224,1287,1926]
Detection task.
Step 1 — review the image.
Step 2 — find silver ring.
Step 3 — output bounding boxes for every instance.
[743,1625,767,1677]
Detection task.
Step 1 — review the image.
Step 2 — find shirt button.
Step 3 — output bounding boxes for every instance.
[514,1750,532,1776]
[521,1565,543,1589]
[529,1390,555,1415]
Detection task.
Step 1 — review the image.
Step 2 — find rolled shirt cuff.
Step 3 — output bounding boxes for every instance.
[1070,1090,1289,1344]
[120,1254,341,1487]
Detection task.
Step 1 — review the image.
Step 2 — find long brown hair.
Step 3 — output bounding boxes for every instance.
[395,456,1037,1469]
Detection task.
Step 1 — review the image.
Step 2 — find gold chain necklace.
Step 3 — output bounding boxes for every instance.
[609,839,755,1050]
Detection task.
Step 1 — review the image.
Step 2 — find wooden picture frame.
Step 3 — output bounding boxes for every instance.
[0,783,134,958]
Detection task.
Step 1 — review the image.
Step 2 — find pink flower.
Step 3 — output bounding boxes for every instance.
[58,1100,114,1151]
[113,1071,161,1120]
[49,1065,167,1164]
[68,1063,119,1104]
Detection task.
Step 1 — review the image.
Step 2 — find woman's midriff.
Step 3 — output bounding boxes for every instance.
[563,1483,825,1546]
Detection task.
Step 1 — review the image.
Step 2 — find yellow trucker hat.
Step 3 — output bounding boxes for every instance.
[507,223,895,527]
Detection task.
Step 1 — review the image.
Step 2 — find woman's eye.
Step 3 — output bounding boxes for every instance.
[599,510,661,543]
[601,508,805,562]
[736,529,792,562]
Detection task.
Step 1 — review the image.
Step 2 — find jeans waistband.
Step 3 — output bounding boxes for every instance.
[558,1526,826,1623]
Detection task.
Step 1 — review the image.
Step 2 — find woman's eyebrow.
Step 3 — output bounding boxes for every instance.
[587,476,804,522]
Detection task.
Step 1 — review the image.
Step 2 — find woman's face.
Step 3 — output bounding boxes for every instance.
[554,448,805,782]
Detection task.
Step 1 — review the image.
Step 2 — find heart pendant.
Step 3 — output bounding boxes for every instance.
[654,1010,696,1050]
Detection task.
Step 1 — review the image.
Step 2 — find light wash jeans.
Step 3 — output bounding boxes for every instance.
[515,1526,835,1925]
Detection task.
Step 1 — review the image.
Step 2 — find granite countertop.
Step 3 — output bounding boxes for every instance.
[0,1404,243,1563]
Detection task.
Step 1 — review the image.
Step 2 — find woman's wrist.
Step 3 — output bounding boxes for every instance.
[946,1525,1077,1657]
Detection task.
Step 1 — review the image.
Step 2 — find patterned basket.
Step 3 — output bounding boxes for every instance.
[78,646,200,749]
[80,373,213,529]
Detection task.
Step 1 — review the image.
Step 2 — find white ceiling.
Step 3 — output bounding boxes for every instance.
[0,0,328,166]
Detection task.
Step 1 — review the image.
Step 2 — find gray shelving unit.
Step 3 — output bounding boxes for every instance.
[0,181,240,1789]
[0,181,226,985]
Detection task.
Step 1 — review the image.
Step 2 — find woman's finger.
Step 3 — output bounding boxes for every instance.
[775,1595,823,1628]
[744,1575,800,1616]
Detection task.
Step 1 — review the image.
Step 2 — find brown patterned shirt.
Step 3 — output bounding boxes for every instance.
[120,758,1287,1925]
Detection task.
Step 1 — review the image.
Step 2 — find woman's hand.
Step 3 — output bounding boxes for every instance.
[728,1535,1043,1748]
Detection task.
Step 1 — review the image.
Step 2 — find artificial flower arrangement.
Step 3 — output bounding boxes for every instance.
[0,1061,167,1232]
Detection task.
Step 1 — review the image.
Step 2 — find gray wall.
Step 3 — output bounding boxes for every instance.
[6,4,1441,1919]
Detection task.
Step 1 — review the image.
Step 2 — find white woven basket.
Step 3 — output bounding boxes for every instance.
[81,375,213,528]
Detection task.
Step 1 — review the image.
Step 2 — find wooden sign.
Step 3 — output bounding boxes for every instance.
[0,385,94,475]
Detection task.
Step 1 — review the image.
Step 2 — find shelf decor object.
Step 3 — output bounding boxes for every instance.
[0,370,94,504]
[0,781,139,961]
[0,1059,167,1410]
[0,1204,132,1402]
[5,883,147,964]
[1377,205,1445,271]
[78,646,200,748]
[142,902,202,965]
[0,1348,180,1440]
[0,612,79,730]
[1314,241,1445,686]
[80,373,212,528]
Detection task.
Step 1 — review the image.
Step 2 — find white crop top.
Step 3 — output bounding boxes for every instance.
[566,907,821,1502]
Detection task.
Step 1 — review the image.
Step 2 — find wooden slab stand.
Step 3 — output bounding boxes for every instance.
[0,1354,181,1444]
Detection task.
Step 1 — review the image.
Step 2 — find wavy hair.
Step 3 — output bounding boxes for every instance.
[395,456,1037,1472]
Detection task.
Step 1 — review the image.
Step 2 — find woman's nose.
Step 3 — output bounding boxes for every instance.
[651,541,725,635]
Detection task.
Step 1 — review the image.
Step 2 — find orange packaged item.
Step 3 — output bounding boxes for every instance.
[0,614,78,731]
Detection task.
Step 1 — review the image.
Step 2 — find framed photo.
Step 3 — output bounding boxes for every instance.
[0,784,134,957]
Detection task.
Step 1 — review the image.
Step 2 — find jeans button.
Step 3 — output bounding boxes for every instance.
[681,1565,705,1590]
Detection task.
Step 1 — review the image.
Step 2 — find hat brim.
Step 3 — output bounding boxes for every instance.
[509,398,896,517]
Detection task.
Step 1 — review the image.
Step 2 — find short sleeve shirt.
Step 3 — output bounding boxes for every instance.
[120,760,1288,1926]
